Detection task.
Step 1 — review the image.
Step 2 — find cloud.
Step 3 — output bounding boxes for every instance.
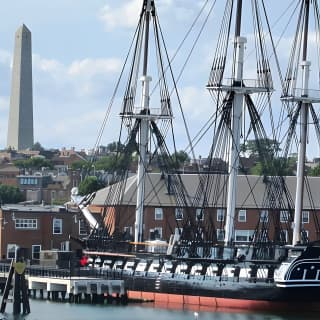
[98,0,141,31]
[68,58,122,78]
[0,49,11,65]
[98,0,195,31]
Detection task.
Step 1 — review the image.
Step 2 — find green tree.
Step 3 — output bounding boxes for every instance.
[171,150,190,168]
[0,185,24,204]
[95,153,131,172]
[250,157,294,176]
[309,164,320,176]
[13,157,53,170]
[241,138,281,159]
[70,160,90,171]
[78,176,104,196]
[31,142,45,152]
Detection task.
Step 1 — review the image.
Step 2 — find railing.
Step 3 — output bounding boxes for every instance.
[207,78,273,90]
[281,88,320,100]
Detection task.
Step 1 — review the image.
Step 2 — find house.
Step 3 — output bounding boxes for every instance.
[0,204,89,262]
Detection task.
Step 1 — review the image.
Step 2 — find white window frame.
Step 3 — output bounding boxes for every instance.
[175,208,184,220]
[15,218,37,229]
[53,218,62,234]
[7,244,17,259]
[238,209,246,222]
[154,208,163,220]
[217,208,225,222]
[234,230,254,243]
[302,211,309,224]
[280,210,289,223]
[196,208,204,221]
[61,241,70,251]
[154,227,162,239]
[280,230,288,242]
[216,229,225,241]
[32,244,41,260]
[260,210,269,223]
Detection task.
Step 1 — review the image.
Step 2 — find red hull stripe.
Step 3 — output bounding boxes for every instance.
[127,290,320,311]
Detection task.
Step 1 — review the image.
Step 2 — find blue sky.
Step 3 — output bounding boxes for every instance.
[0,1,319,159]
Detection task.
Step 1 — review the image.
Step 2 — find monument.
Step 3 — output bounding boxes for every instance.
[7,24,34,150]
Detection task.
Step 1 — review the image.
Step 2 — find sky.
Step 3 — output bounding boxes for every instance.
[0,0,319,159]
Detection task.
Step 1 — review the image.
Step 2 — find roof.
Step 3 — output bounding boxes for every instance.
[91,173,320,209]
[1,204,68,213]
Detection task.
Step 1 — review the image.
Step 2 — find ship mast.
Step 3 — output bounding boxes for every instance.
[135,0,152,244]
[281,0,320,246]
[205,0,275,248]
[292,0,310,246]
[224,0,246,246]
[119,0,173,244]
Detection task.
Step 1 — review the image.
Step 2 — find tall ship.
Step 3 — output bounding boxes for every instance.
[73,0,320,311]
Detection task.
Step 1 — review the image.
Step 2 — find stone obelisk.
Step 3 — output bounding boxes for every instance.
[7,24,34,150]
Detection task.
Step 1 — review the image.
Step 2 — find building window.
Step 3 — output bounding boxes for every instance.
[61,241,70,251]
[234,230,254,242]
[124,226,133,236]
[32,245,41,260]
[196,208,204,221]
[19,177,38,185]
[149,227,162,240]
[79,219,87,236]
[217,209,225,222]
[7,244,17,259]
[302,211,309,224]
[280,230,288,242]
[53,218,62,234]
[260,210,269,223]
[216,229,225,241]
[238,210,246,222]
[155,208,163,220]
[15,218,37,229]
[280,210,289,223]
[175,208,183,220]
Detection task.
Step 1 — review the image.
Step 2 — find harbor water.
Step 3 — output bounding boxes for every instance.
[0,299,319,320]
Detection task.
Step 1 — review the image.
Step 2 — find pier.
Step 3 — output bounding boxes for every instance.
[0,263,128,306]
[28,276,126,304]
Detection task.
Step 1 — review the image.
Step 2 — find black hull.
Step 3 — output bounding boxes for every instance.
[121,272,320,303]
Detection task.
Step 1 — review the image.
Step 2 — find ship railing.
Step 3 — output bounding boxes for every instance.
[281,88,320,102]
[207,77,273,92]
[121,107,172,119]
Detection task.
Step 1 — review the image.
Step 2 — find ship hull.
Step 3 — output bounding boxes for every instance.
[120,272,320,311]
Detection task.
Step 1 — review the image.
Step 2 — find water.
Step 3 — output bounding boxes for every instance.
[0,300,318,320]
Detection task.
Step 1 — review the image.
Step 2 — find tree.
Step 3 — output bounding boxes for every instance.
[0,185,24,204]
[31,142,59,159]
[78,176,104,196]
[250,157,295,176]
[13,157,53,170]
[241,138,281,159]
[31,142,45,152]
[106,141,125,153]
[172,150,190,168]
[70,160,90,171]
[309,164,320,176]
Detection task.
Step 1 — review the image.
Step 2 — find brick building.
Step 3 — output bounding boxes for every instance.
[0,204,89,262]
[89,173,320,244]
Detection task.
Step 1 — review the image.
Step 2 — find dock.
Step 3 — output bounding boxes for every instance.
[28,276,127,303]
[0,263,128,306]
